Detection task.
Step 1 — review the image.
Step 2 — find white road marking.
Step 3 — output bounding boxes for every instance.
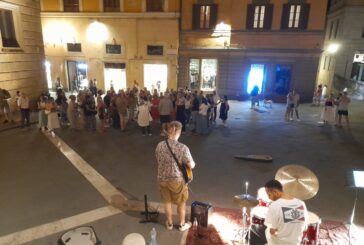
[44,131,127,203]
[0,205,121,245]
[0,131,187,244]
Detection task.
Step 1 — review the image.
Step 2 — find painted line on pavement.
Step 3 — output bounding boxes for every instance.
[44,131,127,203]
[0,205,121,245]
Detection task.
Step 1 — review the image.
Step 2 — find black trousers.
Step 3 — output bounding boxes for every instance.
[141,126,151,135]
[248,224,267,245]
[213,106,217,121]
[20,108,30,127]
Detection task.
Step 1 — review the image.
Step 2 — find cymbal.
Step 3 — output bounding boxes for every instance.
[233,194,259,207]
[275,164,319,200]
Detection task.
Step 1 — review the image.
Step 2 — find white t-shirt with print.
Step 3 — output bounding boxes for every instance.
[264,198,308,245]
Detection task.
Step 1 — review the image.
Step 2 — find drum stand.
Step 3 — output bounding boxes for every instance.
[234,182,252,245]
[348,188,358,245]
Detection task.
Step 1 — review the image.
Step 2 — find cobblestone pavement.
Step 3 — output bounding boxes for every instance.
[1,100,363,244]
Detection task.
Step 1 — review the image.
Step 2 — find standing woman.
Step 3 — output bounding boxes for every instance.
[219,96,230,127]
[97,90,106,133]
[175,92,186,132]
[37,95,48,131]
[195,98,209,135]
[150,94,160,122]
[137,97,152,136]
[67,95,79,129]
[322,93,335,125]
[45,97,60,132]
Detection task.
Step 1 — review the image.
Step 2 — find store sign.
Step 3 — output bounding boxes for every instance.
[67,43,82,52]
[353,52,364,63]
[106,44,121,54]
[147,45,163,56]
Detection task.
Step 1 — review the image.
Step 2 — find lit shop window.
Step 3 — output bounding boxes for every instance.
[189,59,217,91]
[254,5,265,29]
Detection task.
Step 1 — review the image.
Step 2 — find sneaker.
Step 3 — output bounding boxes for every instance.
[160,132,165,136]
[178,222,191,231]
[296,119,301,122]
[165,221,173,231]
[142,134,146,136]
[148,133,152,136]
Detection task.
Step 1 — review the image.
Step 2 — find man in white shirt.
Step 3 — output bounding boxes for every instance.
[18,92,30,127]
[212,91,220,122]
[264,180,308,245]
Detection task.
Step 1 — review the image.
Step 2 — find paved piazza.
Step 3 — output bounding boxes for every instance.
[1,101,364,244]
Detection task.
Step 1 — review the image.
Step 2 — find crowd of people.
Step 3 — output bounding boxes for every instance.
[33,82,230,136]
[283,85,351,128]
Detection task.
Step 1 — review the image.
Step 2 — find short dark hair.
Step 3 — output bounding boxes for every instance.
[265,180,283,192]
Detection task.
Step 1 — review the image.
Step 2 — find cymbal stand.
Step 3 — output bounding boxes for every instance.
[348,188,358,245]
[234,181,251,245]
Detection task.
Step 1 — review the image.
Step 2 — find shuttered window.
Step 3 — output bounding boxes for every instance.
[192,4,218,30]
[0,9,19,48]
[281,4,310,30]
[104,0,120,12]
[146,0,164,12]
[63,0,79,12]
[246,4,273,30]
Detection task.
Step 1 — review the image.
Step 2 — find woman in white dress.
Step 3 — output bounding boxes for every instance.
[137,98,152,136]
[37,95,48,130]
[67,95,78,129]
[322,93,335,125]
[45,97,60,132]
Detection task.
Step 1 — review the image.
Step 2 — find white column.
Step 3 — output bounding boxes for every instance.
[164,0,169,12]
[79,0,83,11]
[120,0,124,12]
[59,0,64,11]
[99,0,104,12]
[142,0,146,12]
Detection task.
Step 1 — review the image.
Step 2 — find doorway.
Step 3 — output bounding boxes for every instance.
[67,60,88,91]
[247,64,265,94]
[104,63,127,92]
[143,64,168,93]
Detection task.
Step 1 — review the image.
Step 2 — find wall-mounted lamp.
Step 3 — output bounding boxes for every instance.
[327,43,340,54]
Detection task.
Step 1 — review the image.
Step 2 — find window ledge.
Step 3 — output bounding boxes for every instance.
[1,47,24,53]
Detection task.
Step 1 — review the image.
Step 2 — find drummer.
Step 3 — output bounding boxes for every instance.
[264,179,308,245]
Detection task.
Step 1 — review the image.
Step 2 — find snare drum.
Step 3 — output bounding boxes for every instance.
[251,206,268,226]
[301,211,321,245]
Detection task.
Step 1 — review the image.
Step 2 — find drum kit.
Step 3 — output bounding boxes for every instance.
[233,165,321,245]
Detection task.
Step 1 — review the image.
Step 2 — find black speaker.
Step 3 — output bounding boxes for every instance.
[190,201,213,228]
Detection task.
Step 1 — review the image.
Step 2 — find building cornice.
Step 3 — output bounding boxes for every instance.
[41,12,180,19]
[179,47,323,54]
[181,30,325,35]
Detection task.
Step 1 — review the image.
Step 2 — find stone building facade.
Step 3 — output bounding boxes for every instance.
[178,0,328,101]
[0,0,47,103]
[41,0,180,93]
[316,0,364,98]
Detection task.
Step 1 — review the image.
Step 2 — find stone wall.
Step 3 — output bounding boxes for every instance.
[0,0,47,108]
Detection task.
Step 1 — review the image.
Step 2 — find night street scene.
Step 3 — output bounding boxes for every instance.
[1,0,364,244]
